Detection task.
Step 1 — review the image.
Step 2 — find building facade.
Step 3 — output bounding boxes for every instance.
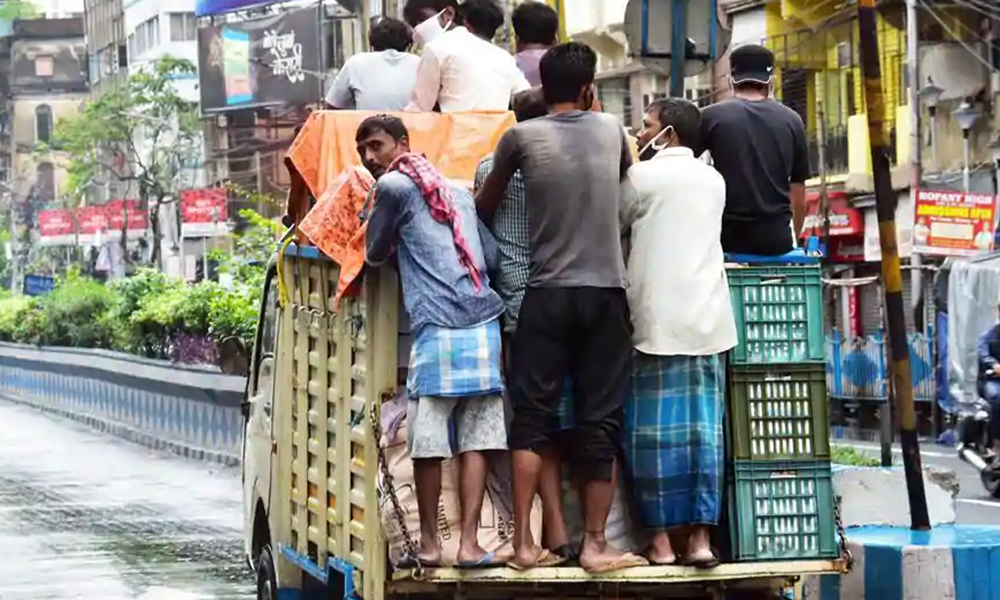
[83,0,126,96]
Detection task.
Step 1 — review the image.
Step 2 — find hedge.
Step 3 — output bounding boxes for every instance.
[0,267,260,365]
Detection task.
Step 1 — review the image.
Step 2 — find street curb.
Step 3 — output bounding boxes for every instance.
[0,391,241,467]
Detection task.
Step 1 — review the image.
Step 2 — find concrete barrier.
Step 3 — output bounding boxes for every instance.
[0,342,245,465]
[803,525,1000,600]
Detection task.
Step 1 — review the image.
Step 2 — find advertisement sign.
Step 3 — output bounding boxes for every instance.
[197,6,322,112]
[912,189,998,257]
[800,191,864,238]
[37,209,76,244]
[105,199,149,232]
[23,274,55,297]
[864,191,914,262]
[195,0,275,17]
[181,188,230,237]
[76,206,109,236]
[829,238,866,262]
[848,286,862,338]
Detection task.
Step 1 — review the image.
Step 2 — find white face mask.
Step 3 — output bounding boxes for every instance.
[413,10,452,46]
[638,125,674,158]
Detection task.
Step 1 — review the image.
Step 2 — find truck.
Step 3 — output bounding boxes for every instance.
[238,110,848,600]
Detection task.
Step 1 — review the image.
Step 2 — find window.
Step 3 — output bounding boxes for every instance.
[252,273,279,397]
[133,16,161,56]
[35,105,52,144]
[36,162,55,203]
[35,56,54,77]
[170,12,197,42]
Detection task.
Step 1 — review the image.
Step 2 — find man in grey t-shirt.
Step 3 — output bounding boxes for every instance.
[476,42,645,574]
[326,17,420,111]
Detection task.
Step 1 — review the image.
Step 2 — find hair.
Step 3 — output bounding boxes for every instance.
[538,42,597,105]
[646,98,702,150]
[462,0,504,40]
[402,0,458,27]
[512,1,558,46]
[356,114,409,143]
[733,79,770,93]
[369,17,413,52]
[512,88,547,122]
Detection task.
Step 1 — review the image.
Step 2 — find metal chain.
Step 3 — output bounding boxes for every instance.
[834,494,853,571]
[369,394,423,577]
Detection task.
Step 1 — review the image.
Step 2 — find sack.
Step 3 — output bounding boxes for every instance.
[378,422,543,568]
[561,472,645,554]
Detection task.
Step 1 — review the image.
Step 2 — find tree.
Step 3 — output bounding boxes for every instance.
[53,56,202,267]
[0,0,40,21]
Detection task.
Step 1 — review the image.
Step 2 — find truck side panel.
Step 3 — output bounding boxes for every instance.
[273,250,398,600]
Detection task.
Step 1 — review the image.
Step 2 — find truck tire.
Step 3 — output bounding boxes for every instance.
[256,546,278,600]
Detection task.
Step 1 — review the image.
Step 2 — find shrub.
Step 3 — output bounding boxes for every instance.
[0,294,35,342]
[33,270,116,348]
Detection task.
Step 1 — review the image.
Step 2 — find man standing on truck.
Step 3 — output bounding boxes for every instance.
[406,0,531,112]
[475,42,648,573]
[474,88,577,564]
[361,114,510,569]
[620,98,736,569]
[325,16,420,111]
[699,44,809,255]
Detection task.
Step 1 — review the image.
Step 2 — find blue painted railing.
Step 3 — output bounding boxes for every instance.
[825,329,936,402]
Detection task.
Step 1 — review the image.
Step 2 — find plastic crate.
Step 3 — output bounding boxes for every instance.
[728,363,830,461]
[727,265,824,364]
[727,460,838,562]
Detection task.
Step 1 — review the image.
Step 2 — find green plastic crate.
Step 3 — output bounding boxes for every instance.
[727,265,824,364]
[728,363,830,461]
[727,460,838,562]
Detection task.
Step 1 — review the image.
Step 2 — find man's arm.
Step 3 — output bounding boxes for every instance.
[325,60,354,109]
[619,128,634,182]
[406,48,442,112]
[979,326,1000,371]
[475,130,521,225]
[365,183,403,266]
[790,114,811,237]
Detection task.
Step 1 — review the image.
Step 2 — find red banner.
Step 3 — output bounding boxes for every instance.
[38,209,75,238]
[105,199,149,231]
[76,206,109,235]
[180,188,227,224]
[829,238,866,262]
[800,191,863,237]
[913,189,998,257]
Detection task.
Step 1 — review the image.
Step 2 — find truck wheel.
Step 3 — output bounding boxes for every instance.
[256,546,278,600]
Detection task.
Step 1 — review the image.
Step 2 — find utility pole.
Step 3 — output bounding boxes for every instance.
[669,0,689,97]
[907,0,924,333]
[543,0,567,42]
[857,0,930,530]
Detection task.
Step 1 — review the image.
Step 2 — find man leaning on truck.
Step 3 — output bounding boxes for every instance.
[360,114,509,569]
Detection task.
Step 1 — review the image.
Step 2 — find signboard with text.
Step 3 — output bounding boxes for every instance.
[37,209,76,245]
[181,188,231,237]
[197,6,322,113]
[800,191,864,238]
[913,189,998,257]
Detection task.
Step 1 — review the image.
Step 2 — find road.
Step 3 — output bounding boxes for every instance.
[0,399,254,600]
[839,439,1000,525]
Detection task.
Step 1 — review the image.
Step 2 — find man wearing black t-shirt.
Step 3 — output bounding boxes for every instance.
[700,44,809,256]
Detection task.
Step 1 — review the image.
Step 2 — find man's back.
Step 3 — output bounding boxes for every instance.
[701,98,809,253]
[326,50,420,111]
[411,27,530,112]
[495,110,629,288]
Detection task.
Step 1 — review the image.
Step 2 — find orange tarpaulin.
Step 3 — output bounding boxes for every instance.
[286,110,517,302]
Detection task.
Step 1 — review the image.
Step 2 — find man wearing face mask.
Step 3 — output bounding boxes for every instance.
[476,42,646,574]
[361,114,509,569]
[700,44,809,256]
[405,0,530,113]
[620,98,736,569]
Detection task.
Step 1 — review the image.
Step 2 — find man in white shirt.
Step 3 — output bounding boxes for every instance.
[326,17,420,111]
[405,0,531,113]
[620,98,738,570]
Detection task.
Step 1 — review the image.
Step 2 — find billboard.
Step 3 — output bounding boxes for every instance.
[181,188,231,237]
[197,6,322,113]
[38,209,76,245]
[912,189,998,257]
[195,0,275,17]
[37,202,149,246]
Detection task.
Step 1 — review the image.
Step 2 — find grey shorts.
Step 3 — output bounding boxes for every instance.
[407,394,508,459]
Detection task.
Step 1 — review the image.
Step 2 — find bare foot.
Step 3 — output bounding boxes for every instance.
[646,531,676,565]
[509,544,546,570]
[417,536,442,566]
[579,535,649,573]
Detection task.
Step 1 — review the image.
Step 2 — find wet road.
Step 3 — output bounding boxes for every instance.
[0,399,253,600]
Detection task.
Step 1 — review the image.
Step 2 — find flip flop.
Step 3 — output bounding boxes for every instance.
[454,551,506,569]
[508,548,564,571]
[645,553,678,566]
[583,552,649,574]
[678,552,720,570]
[550,544,579,563]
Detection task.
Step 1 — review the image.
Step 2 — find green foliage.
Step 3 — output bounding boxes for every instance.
[0,293,35,342]
[32,269,116,348]
[0,0,40,20]
[831,445,888,467]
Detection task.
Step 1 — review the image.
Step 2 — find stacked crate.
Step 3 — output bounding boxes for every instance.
[724,263,839,562]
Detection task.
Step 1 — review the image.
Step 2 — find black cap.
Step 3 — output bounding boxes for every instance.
[730,44,775,86]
